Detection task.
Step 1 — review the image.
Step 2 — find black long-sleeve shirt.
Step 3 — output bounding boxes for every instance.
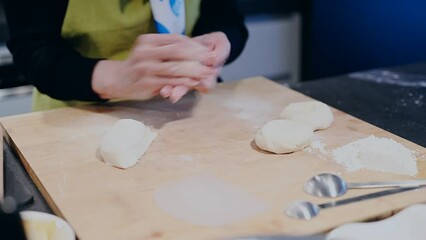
[2,0,248,101]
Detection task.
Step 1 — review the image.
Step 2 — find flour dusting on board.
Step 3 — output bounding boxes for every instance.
[303,136,330,161]
[60,115,113,139]
[304,136,327,154]
[154,175,268,227]
[223,96,275,126]
[332,135,418,176]
[310,139,327,155]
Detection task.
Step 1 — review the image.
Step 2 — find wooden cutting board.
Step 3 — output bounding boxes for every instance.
[1,77,425,240]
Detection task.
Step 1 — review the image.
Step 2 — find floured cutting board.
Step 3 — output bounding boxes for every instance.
[1,77,425,240]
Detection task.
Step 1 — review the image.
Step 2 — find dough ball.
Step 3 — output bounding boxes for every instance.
[279,101,333,131]
[100,119,157,169]
[255,119,313,154]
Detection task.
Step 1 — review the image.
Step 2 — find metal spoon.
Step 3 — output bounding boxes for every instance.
[304,173,426,198]
[286,186,419,220]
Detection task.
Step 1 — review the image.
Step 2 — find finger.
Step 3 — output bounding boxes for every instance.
[193,35,215,50]
[194,76,217,93]
[159,85,173,98]
[134,33,189,47]
[126,77,197,99]
[144,77,200,89]
[169,86,190,103]
[211,41,230,67]
[195,32,231,67]
[147,61,219,79]
[134,42,216,65]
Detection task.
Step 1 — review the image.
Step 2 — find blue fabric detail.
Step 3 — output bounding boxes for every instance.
[170,0,182,17]
[155,20,170,33]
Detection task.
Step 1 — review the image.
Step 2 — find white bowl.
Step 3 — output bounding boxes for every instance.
[327,204,426,240]
[20,211,75,240]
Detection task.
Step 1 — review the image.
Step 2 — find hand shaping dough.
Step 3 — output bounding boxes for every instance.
[255,119,313,154]
[99,119,157,169]
[279,101,333,131]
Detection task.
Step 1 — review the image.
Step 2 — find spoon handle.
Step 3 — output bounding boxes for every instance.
[318,186,421,209]
[347,180,426,189]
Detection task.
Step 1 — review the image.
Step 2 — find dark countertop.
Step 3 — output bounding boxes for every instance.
[292,62,426,147]
[2,62,426,235]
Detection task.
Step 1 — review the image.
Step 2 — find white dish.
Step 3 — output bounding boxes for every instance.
[20,211,75,240]
[327,204,426,240]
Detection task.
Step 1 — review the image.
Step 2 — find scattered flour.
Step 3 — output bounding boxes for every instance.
[311,141,326,155]
[303,136,329,161]
[332,135,418,176]
[154,175,268,227]
[223,96,274,126]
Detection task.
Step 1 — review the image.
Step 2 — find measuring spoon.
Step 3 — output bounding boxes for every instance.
[286,186,419,220]
[304,173,426,198]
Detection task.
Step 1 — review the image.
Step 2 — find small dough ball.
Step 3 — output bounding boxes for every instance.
[100,119,157,169]
[255,119,313,154]
[279,101,333,131]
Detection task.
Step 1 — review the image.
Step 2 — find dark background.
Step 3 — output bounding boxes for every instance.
[302,0,426,80]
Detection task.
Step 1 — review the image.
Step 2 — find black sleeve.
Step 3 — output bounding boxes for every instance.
[192,0,249,64]
[2,0,104,101]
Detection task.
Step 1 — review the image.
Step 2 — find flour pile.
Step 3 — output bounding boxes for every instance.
[332,135,417,176]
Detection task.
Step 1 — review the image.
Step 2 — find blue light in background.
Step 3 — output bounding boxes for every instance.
[308,0,426,79]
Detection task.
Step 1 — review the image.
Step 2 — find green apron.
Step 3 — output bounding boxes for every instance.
[33,0,201,111]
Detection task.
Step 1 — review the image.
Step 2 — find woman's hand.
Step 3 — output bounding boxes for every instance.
[161,32,231,103]
[193,31,231,68]
[91,34,218,100]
